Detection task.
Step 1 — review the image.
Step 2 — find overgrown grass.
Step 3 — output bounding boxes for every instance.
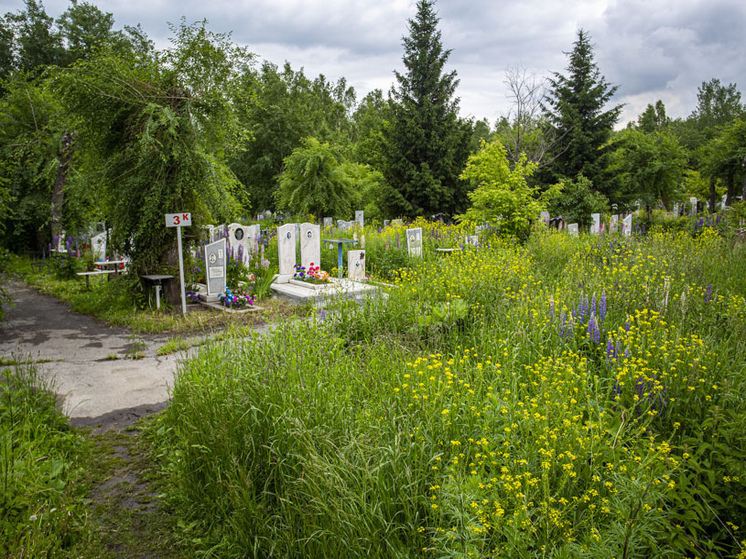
[0,360,94,557]
[155,225,746,558]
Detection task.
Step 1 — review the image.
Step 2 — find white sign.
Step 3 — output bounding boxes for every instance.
[165,213,192,227]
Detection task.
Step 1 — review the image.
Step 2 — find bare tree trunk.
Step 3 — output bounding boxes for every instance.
[50,130,76,243]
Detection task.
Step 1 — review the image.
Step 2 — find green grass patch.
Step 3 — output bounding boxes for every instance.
[154,226,746,558]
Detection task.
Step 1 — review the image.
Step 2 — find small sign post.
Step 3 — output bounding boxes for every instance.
[165,212,192,316]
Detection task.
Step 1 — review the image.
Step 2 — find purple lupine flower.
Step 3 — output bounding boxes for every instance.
[704,284,713,303]
[606,338,614,361]
[549,296,555,318]
[590,293,597,318]
[559,311,566,338]
[599,292,607,322]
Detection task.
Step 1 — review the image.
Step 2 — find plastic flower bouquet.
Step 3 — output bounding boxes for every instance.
[293,263,330,284]
[218,286,255,309]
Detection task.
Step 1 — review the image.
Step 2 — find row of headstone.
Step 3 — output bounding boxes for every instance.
[277,222,322,278]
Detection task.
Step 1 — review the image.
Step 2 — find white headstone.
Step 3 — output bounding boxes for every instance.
[465,235,479,246]
[277,224,297,276]
[540,211,550,224]
[55,230,66,252]
[300,223,321,272]
[622,214,632,236]
[204,238,227,296]
[610,215,619,233]
[591,213,601,235]
[245,224,261,256]
[722,194,727,209]
[384,220,391,228]
[91,231,107,260]
[348,250,366,279]
[228,222,249,263]
[690,197,697,213]
[355,210,364,230]
[323,217,333,228]
[673,203,679,216]
[392,219,403,228]
[406,227,423,257]
[568,223,579,237]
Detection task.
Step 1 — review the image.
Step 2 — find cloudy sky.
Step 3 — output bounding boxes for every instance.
[4,0,745,127]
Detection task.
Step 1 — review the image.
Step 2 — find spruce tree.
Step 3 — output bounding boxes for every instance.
[543,29,621,193]
[382,0,471,219]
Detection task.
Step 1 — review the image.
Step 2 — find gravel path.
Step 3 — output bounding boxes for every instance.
[0,282,188,425]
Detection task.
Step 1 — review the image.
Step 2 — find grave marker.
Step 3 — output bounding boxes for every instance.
[204,238,226,297]
[277,223,297,276]
[355,210,364,229]
[622,214,632,236]
[91,231,107,260]
[406,227,423,257]
[300,223,321,271]
[591,213,601,235]
[348,250,366,279]
[568,223,579,237]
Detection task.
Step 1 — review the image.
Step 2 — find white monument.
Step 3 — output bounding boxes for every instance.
[300,223,321,272]
[406,227,423,257]
[348,250,366,280]
[91,231,107,260]
[568,223,579,237]
[277,223,297,277]
[622,214,632,236]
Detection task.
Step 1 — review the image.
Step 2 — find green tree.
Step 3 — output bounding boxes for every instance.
[457,139,555,239]
[542,29,622,195]
[704,118,746,206]
[545,174,608,230]
[229,61,356,212]
[275,137,361,219]
[0,75,63,252]
[637,100,669,133]
[55,21,248,273]
[4,0,63,76]
[608,129,686,218]
[382,0,472,219]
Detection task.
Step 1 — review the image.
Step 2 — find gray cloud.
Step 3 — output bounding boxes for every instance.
[3,0,744,127]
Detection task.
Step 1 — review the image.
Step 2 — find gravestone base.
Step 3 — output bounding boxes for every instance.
[270,277,381,307]
[198,293,220,303]
[289,279,331,290]
[199,300,263,314]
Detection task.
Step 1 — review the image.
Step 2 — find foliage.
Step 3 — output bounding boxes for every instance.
[0,361,91,557]
[457,139,553,239]
[229,61,356,212]
[608,128,687,211]
[542,29,622,196]
[382,0,472,219]
[0,74,65,253]
[545,173,609,228]
[54,21,249,274]
[275,137,360,218]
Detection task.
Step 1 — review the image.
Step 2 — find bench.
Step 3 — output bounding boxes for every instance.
[76,270,116,289]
